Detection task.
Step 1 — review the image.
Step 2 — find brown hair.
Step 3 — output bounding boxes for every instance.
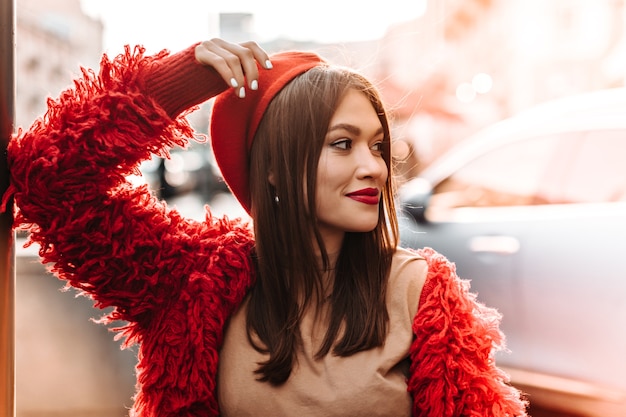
[247,64,399,385]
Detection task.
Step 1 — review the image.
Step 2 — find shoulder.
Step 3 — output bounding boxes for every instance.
[407,246,507,360]
[394,246,470,317]
[388,247,429,318]
[403,246,465,311]
[405,247,530,415]
[391,246,427,270]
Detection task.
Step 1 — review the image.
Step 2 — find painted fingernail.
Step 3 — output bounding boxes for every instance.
[265,60,273,69]
[238,87,246,98]
[250,80,258,90]
[230,78,238,88]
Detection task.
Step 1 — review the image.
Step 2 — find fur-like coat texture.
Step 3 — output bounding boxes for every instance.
[3,45,528,417]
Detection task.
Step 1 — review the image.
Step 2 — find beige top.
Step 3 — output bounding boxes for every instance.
[218,247,427,417]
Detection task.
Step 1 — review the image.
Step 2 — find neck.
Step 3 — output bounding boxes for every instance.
[317,236,343,271]
[314,229,344,271]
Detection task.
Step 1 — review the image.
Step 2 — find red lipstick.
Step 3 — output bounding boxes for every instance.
[346,188,380,205]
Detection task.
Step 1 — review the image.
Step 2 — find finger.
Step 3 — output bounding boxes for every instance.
[239,40,273,71]
[195,39,272,98]
[195,40,242,89]
[219,40,273,91]
[222,44,258,95]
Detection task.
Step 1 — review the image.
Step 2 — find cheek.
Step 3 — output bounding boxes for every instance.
[315,153,331,188]
[315,157,344,205]
[316,157,349,189]
[314,171,334,204]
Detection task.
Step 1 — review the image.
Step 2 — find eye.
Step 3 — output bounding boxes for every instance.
[371,141,385,154]
[331,138,352,150]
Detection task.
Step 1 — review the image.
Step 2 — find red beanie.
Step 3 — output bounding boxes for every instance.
[210,51,325,214]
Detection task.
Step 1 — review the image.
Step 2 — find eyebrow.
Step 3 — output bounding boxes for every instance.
[327,123,385,137]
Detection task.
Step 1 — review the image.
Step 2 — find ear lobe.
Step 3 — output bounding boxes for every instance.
[268,170,276,186]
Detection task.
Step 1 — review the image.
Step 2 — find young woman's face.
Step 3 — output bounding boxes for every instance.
[315,89,388,244]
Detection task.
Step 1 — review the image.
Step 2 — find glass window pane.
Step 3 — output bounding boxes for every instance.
[560,130,626,203]
[431,136,564,209]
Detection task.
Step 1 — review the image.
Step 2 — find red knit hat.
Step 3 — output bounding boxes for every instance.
[210,51,325,214]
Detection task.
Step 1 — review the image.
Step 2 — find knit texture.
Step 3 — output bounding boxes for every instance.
[4,45,527,416]
[210,51,324,213]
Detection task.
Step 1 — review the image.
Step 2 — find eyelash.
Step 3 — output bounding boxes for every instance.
[371,142,385,153]
[331,139,352,150]
[331,139,385,153]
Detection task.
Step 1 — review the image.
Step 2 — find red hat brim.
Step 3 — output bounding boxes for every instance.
[210,51,324,214]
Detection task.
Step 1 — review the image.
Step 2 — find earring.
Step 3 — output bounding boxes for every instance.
[274,195,280,203]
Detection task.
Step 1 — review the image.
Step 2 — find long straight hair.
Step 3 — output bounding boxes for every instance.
[247,65,399,385]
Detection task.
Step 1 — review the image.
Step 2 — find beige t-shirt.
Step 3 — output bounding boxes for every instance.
[218,247,427,417]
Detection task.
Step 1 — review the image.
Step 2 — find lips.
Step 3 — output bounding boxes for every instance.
[346,188,380,205]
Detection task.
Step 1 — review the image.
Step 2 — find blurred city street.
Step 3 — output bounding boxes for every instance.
[15,250,137,417]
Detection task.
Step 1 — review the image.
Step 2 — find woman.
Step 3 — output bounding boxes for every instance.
[3,39,528,416]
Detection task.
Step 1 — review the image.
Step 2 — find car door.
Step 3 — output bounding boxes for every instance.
[517,129,626,393]
[399,133,571,372]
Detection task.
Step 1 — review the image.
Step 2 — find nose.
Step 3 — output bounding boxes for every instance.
[355,145,387,181]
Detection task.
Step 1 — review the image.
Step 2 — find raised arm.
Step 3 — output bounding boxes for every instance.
[4,40,269,327]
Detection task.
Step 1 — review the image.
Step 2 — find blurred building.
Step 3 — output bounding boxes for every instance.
[14,3,136,417]
[16,0,102,128]
[373,0,626,171]
[218,12,255,44]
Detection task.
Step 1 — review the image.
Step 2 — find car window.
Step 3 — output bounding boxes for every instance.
[540,129,626,203]
[428,129,626,215]
[429,135,568,210]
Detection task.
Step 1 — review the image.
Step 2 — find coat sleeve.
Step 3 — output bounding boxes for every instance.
[3,44,240,337]
[407,247,529,417]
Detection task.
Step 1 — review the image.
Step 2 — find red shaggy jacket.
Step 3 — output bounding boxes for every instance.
[3,45,528,417]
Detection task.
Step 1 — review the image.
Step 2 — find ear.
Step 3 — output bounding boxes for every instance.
[268,170,276,187]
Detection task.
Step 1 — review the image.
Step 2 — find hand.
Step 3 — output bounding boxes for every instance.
[195,38,273,98]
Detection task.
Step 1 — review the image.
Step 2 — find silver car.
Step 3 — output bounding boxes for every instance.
[398,88,626,416]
